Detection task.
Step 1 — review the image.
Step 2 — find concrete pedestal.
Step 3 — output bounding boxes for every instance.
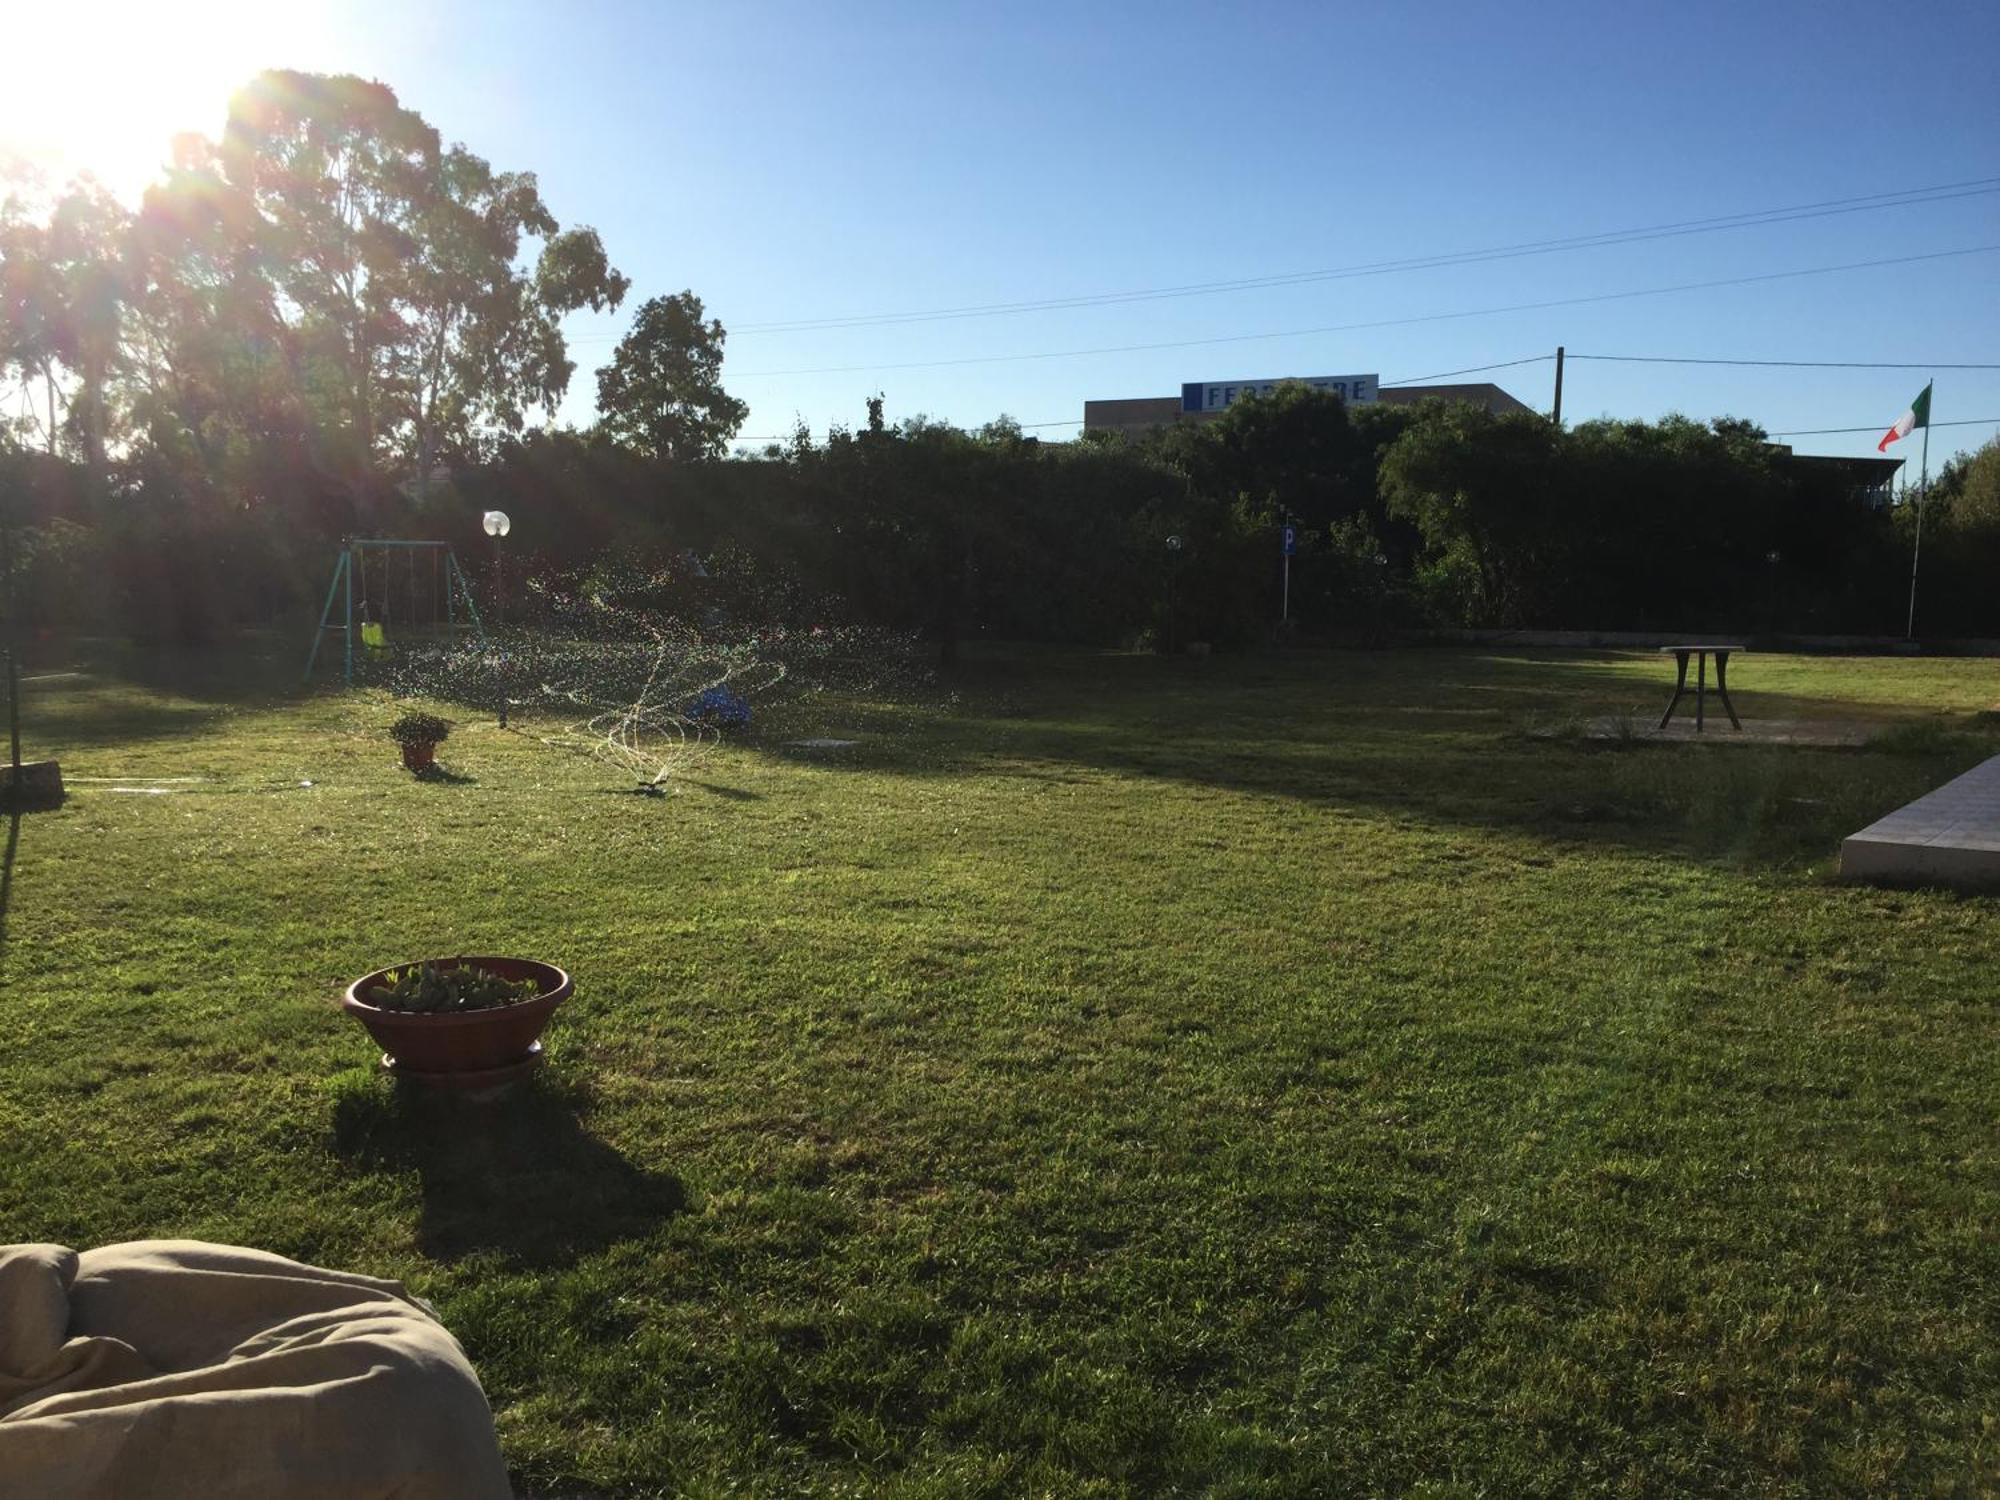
[1841,753,2000,889]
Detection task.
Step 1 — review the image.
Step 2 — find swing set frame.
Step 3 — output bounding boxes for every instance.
[303,539,489,686]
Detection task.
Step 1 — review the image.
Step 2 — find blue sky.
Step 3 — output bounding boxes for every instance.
[7,0,1997,464]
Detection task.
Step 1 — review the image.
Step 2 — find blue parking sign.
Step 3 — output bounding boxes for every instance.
[1281,525,1296,557]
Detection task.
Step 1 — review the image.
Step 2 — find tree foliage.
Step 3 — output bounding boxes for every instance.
[1,78,1991,650]
[217,71,629,489]
[594,292,746,462]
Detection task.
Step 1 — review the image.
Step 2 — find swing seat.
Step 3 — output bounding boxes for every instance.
[361,622,387,652]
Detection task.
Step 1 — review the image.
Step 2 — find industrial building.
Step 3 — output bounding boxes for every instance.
[1081,378,1905,507]
[1082,373,1534,439]
[1768,449,1904,509]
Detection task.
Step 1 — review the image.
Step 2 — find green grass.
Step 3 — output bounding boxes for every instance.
[3,644,1997,1497]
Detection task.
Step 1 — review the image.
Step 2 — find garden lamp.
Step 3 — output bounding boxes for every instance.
[483,510,511,626]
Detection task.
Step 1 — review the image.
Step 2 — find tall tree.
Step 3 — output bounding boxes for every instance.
[391,149,627,496]
[0,172,66,454]
[219,70,626,488]
[1379,404,1567,625]
[127,133,299,488]
[219,71,437,464]
[594,291,746,462]
[0,170,130,480]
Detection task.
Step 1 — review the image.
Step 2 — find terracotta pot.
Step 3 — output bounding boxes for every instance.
[401,740,438,772]
[342,957,571,1081]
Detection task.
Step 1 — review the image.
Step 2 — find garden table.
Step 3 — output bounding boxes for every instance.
[1657,645,1743,732]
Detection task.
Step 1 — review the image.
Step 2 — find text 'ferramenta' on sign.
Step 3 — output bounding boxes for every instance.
[1181,375,1379,412]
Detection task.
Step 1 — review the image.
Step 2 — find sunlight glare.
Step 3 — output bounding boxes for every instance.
[0,1,343,200]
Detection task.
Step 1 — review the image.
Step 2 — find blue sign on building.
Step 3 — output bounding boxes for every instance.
[1181,374,1379,413]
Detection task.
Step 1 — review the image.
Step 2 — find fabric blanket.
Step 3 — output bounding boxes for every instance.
[0,1240,511,1499]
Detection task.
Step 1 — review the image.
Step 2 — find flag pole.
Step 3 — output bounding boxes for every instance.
[1904,381,1931,641]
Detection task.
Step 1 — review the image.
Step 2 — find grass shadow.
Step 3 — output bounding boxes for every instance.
[747,649,2000,872]
[683,778,762,801]
[53,633,318,706]
[413,763,478,785]
[18,695,229,752]
[327,1071,685,1268]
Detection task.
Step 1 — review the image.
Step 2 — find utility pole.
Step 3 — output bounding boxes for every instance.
[1551,345,1565,426]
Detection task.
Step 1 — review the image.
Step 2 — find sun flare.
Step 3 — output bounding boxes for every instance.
[0,1,342,200]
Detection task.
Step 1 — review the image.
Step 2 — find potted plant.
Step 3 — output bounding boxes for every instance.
[342,956,572,1088]
[388,712,451,773]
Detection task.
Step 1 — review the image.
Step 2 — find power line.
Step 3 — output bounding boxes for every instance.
[1573,354,2000,370]
[731,177,2000,334]
[1380,355,1554,387]
[726,244,2000,379]
[1768,417,1999,436]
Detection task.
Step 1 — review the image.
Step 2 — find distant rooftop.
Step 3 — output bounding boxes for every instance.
[1082,382,1532,437]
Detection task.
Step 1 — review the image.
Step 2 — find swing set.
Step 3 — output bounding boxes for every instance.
[303,539,489,685]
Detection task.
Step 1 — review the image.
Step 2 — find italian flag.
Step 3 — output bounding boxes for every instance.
[1878,381,1932,451]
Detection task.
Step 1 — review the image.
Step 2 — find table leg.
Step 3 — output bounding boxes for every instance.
[1696,650,1707,732]
[1658,650,1689,729]
[1715,650,1742,730]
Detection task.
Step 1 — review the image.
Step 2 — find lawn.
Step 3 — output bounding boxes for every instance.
[2,642,1996,1497]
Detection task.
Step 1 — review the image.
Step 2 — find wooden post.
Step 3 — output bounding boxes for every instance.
[1552,346,1565,426]
[1,486,19,782]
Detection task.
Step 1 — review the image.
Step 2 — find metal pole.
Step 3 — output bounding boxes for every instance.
[303,551,345,681]
[1552,345,1565,426]
[1906,393,1931,640]
[1281,551,1290,623]
[492,534,506,728]
[343,543,355,687]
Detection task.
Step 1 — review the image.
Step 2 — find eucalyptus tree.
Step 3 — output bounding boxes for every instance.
[0,170,130,483]
[125,134,298,488]
[218,69,627,491]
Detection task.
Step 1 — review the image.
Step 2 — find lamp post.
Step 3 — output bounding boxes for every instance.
[1164,535,1183,655]
[483,510,511,727]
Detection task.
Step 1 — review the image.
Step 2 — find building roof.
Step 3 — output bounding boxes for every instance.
[1081,381,1533,436]
[1378,382,1534,416]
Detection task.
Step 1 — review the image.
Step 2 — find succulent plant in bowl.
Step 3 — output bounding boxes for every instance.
[342,956,572,1089]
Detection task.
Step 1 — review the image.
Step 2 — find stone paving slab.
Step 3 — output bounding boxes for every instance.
[1841,752,2000,888]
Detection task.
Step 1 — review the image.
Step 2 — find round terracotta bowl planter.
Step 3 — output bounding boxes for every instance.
[400,741,439,773]
[342,957,571,1087]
